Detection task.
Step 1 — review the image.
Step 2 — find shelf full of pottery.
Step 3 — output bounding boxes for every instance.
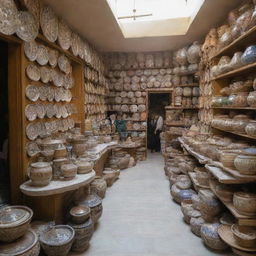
[22,128,115,194]
[25,39,79,141]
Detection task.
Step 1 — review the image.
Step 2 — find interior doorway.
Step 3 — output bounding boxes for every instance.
[0,40,9,207]
[147,92,171,151]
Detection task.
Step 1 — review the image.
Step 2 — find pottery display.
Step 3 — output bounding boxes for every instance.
[29,162,52,186]
[231,224,256,248]
[40,225,75,256]
[0,205,33,242]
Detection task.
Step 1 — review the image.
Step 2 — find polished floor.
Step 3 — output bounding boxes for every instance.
[73,153,233,256]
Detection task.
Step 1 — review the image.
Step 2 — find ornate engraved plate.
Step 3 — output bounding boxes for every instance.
[16,11,38,42]
[35,104,45,119]
[58,54,72,74]
[71,32,79,56]
[40,5,58,42]
[58,19,71,50]
[51,69,64,87]
[40,66,51,83]
[24,40,38,61]
[25,104,37,121]
[36,44,49,66]
[0,0,19,35]
[26,123,38,140]
[26,63,40,81]
[22,0,40,25]
[48,48,58,67]
[26,84,39,101]
[26,141,40,157]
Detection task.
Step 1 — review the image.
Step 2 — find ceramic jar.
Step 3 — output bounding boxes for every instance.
[175,87,183,96]
[228,92,248,107]
[245,121,256,136]
[192,87,200,97]
[54,147,67,159]
[90,176,107,198]
[234,154,256,175]
[176,47,188,65]
[81,194,103,225]
[190,217,205,237]
[183,87,192,97]
[53,158,68,180]
[72,137,87,157]
[231,115,250,133]
[61,164,77,180]
[69,218,94,252]
[241,45,256,65]
[247,91,256,107]
[30,162,52,186]
[233,192,256,216]
[76,160,93,174]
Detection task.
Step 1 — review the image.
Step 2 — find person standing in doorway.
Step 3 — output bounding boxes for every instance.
[148,113,156,153]
[115,113,127,142]
[154,113,163,152]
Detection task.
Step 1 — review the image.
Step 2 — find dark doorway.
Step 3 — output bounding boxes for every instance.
[147,92,171,150]
[0,40,9,207]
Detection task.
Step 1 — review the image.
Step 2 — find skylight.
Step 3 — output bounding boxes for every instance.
[107,0,205,38]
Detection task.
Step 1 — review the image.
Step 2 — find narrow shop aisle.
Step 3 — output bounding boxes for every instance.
[74,153,232,256]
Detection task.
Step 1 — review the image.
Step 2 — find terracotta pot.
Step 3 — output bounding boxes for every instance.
[53,158,68,180]
[54,147,67,159]
[233,192,256,216]
[61,164,77,180]
[234,154,256,175]
[70,206,90,225]
[90,176,107,198]
[30,162,52,186]
[245,121,256,136]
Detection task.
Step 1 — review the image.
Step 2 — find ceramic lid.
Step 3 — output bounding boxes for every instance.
[82,194,102,208]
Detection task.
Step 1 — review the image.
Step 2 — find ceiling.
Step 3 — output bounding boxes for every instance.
[43,0,244,53]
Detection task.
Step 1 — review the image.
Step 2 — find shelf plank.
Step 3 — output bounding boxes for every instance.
[188,172,209,191]
[211,26,256,60]
[174,83,198,87]
[165,106,199,110]
[212,62,256,81]
[212,107,256,110]
[209,182,256,226]
[212,126,256,141]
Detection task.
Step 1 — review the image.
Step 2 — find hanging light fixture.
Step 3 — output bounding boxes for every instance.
[117,0,153,20]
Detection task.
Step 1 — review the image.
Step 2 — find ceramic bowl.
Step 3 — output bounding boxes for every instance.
[70,206,90,224]
[40,225,75,256]
[0,206,33,242]
[0,230,40,256]
[233,192,256,216]
[231,224,256,248]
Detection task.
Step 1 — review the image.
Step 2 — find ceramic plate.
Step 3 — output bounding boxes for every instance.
[78,36,84,59]
[47,87,55,102]
[52,70,64,87]
[26,141,40,157]
[48,48,58,67]
[58,54,72,74]
[26,123,38,140]
[71,32,79,56]
[46,104,55,118]
[0,0,19,35]
[24,40,38,61]
[35,104,46,119]
[54,88,62,102]
[58,19,71,50]
[39,85,48,101]
[36,44,49,66]
[63,74,74,89]
[40,66,51,83]
[26,85,39,101]
[22,0,40,25]
[65,90,72,102]
[25,104,37,121]
[40,5,58,42]
[16,11,38,42]
[26,63,40,81]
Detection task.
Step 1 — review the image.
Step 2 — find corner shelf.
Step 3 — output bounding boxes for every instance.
[212,106,256,110]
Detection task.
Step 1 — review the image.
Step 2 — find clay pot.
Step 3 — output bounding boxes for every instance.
[61,164,77,180]
[190,217,205,237]
[245,121,256,136]
[233,192,256,216]
[70,205,91,224]
[54,147,67,159]
[90,176,107,198]
[30,162,52,186]
[69,217,94,252]
[234,154,256,175]
[76,160,93,174]
[231,224,256,248]
[53,158,68,180]
[103,168,118,186]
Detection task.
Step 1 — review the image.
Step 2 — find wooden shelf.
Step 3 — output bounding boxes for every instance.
[174,83,198,87]
[165,106,199,110]
[209,182,256,227]
[212,126,256,141]
[166,122,185,127]
[179,138,256,184]
[212,107,256,110]
[211,26,256,60]
[146,88,173,92]
[212,62,256,81]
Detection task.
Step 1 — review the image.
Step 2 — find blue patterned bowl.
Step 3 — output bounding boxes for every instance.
[241,45,256,65]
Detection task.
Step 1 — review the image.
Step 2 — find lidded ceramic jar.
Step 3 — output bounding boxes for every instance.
[234,154,256,175]
[245,120,256,136]
[53,158,68,180]
[61,164,77,180]
[183,87,192,97]
[30,162,52,186]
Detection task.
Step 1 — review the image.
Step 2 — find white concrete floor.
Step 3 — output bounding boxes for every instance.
[72,153,233,256]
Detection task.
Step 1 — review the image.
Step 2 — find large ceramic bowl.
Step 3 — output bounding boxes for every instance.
[231,224,256,248]
[0,230,40,256]
[40,225,75,256]
[0,206,33,242]
[233,192,256,216]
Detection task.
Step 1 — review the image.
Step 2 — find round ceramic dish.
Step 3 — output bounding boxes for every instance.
[70,205,91,224]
